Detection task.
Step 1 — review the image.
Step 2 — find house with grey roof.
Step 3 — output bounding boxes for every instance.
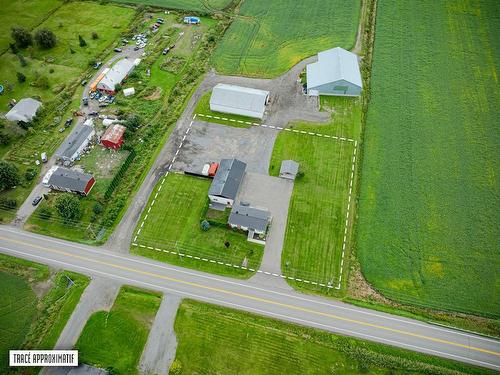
[43,166,95,196]
[279,160,299,180]
[228,203,271,244]
[307,47,362,96]
[208,158,246,209]
[5,98,42,123]
[55,121,95,163]
[210,84,270,119]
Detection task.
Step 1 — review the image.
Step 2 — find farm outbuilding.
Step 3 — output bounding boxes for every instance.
[307,47,362,96]
[209,84,270,119]
[97,58,140,94]
[56,121,95,163]
[208,158,246,209]
[43,166,95,196]
[279,160,299,180]
[183,16,200,24]
[5,98,42,123]
[101,124,126,149]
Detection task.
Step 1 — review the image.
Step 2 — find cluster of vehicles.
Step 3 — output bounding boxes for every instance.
[131,34,148,50]
[90,91,115,106]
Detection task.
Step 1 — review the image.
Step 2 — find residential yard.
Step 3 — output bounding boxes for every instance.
[212,0,361,77]
[194,91,256,128]
[76,286,162,375]
[0,254,89,373]
[171,299,495,375]
[111,0,233,12]
[131,173,264,278]
[268,98,361,293]
[356,0,500,317]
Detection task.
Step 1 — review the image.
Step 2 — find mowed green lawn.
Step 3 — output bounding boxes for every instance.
[269,99,360,292]
[76,286,161,375]
[132,173,264,277]
[0,0,62,51]
[171,300,493,375]
[110,0,233,12]
[357,0,500,316]
[212,0,361,77]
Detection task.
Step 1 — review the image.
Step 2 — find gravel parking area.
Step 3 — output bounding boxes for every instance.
[173,120,277,175]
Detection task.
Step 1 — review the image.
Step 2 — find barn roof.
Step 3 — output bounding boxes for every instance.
[101,124,126,145]
[307,47,362,90]
[210,84,269,118]
[57,124,94,160]
[5,98,42,122]
[208,158,246,200]
[98,58,138,91]
[229,203,270,232]
[46,167,94,193]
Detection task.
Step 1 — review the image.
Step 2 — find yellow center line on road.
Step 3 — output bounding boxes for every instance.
[1,235,499,357]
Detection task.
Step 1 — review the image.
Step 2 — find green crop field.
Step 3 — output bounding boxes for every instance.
[357,0,500,317]
[131,173,264,277]
[269,98,360,292]
[76,286,161,375]
[212,0,361,77]
[171,300,493,375]
[111,0,233,12]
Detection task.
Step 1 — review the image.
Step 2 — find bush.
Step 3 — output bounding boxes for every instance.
[296,170,305,179]
[93,202,103,215]
[200,220,210,231]
[11,27,32,48]
[18,54,27,67]
[169,360,182,375]
[16,72,26,83]
[0,198,17,209]
[24,168,37,181]
[9,42,18,54]
[54,193,81,222]
[34,75,49,89]
[78,35,87,47]
[0,161,20,190]
[0,131,11,146]
[114,83,122,92]
[35,28,57,49]
[39,206,52,220]
[91,32,99,40]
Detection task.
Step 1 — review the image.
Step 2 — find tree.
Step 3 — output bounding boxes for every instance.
[18,54,27,67]
[16,72,26,83]
[78,35,87,47]
[0,198,17,209]
[0,161,20,190]
[24,168,37,181]
[9,42,18,54]
[0,131,11,146]
[200,220,210,231]
[93,202,103,215]
[114,83,122,92]
[11,27,33,48]
[35,28,57,49]
[91,31,99,40]
[124,114,141,133]
[54,193,81,222]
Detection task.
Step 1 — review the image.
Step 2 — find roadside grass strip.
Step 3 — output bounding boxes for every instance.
[133,113,358,289]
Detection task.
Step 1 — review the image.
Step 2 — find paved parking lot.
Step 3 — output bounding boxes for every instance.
[172,120,277,174]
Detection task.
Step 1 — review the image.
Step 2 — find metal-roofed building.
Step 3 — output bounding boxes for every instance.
[210,84,270,119]
[56,122,95,163]
[5,98,42,122]
[101,124,126,149]
[307,47,362,96]
[229,203,271,235]
[43,166,95,196]
[97,58,140,94]
[279,160,299,180]
[208,158,246,209]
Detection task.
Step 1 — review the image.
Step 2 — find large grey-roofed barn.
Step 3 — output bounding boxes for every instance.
[209,84,269,119]
[5,98,42,122]
[208,159,246,200]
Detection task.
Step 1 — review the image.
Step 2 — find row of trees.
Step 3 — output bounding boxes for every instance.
[11,27,57,50]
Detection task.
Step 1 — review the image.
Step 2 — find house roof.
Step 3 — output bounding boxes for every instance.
[57,123,94,160]
[280,160,299,176]
[210,84,269,117]
[101,124,126,145]
[307,47,362,90]
[47,167,94,193]
[229,203,270,232]
[5,98,42,122]
[208,158,246,200]
[98,58,138,91]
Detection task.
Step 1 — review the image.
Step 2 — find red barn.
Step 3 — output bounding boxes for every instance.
[101,124,126,149]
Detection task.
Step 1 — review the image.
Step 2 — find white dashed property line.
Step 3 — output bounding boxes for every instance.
[196,113,355,142]
[131,242,334,289]
[335,140,358,290]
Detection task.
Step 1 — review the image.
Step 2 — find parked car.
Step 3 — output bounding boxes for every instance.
[32,196,42,206]
[134,46,140,51]
[98,103,109,108]
[58,127,65,133]
[41,152,47,163]
[98,95,107,103]
[82,97,89,106]
[162,47,170,55]
[93,61,102,69]
[81,80,87,86]
[64,118,73,127]
[113,47,122,53]
[88,111,99,116]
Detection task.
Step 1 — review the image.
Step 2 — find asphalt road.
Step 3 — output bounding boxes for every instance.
[0,226,498,371]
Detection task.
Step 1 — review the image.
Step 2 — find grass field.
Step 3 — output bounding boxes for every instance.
[132,173,263,277]
[171,299,494,375]
[111,0,233,12]
[76,286,161,375]
[269,98,360,292]
[212,0,361,77]
[356,0,500,317]
[0,254,89,373]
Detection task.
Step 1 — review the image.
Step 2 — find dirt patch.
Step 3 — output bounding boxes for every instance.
[144,87,162,101]
[32,270,56,299]
[347,258,392,303]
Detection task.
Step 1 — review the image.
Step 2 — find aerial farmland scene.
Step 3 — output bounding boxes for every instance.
[0,0,498,374]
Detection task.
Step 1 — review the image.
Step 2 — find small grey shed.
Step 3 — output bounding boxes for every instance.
[279,160,299,180]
